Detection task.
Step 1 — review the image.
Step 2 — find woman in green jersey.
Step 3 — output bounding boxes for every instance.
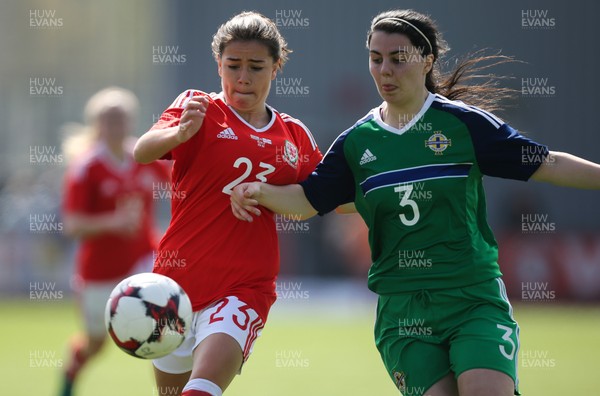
[230,9,600,396]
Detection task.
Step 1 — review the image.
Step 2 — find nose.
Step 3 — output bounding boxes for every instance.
[237,67,251,85]
[380,58,393,77]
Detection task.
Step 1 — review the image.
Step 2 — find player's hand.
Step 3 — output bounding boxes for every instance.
[231,182,262,222]
[176,96,209,143]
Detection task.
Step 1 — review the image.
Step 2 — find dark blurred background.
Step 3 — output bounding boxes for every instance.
[1,0,599,301]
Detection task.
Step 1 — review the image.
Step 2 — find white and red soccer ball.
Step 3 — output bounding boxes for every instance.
[104,273,193,359]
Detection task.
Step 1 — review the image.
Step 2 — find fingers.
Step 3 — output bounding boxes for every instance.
[182,96,208,113]
[230,195,262,221]
[177,97,208,141]
[231,199,256,222]
[181,97,208,122]
[230,183,262,221]
[181,103,206,123]
[245,202,262,216]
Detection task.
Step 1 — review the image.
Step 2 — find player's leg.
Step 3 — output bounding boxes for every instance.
[153,316,197,395]
[181,296,265,396]
[449,278,520,396]
[457,368,515,396]
[153,367,191,396]
[183,333,243,395]
[374,294,458,396]
[59,282,112,396]
[422,373,458,396]
[60,333,105,396]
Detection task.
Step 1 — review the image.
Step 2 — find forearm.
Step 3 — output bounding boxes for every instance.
[257,184,317,220]
[335,202,357,214]
[63,213,120,238]
[531,151,600,189]
[133,127,181,164]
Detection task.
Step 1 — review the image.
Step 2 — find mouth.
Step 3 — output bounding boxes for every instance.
[381,84,397,93]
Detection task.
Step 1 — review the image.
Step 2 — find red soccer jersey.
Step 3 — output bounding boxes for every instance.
[151,90,322,321]
[63,143,170,282]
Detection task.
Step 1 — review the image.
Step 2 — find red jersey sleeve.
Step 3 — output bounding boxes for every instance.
[63,161,94,214]
[150,89,208,162]
[281,114,323,182]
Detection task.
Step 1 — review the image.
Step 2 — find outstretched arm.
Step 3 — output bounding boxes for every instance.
[531,151,600,189]
[231,182,317,222]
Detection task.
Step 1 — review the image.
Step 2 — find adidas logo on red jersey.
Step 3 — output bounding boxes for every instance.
[217,128,238,140]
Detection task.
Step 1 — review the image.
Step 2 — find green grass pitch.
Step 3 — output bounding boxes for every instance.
[1,300,599,395]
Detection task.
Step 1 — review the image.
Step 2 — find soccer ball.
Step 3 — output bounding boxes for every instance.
[104,272,193,359]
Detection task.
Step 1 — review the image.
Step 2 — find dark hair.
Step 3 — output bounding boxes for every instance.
[211,11,291,70]
[367,9,517,112]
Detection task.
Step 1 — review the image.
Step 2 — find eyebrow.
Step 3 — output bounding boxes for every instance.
[224,56,266,63]
[369,49,402,56]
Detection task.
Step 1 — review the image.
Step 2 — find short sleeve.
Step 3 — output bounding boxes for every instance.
[300,131,355,215]
[471,121,549,181]
[63,164,94,214]
[150,89,206,161]
[439,101,549,181]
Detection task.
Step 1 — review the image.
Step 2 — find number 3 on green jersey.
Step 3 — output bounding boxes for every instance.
[394,184,419,226]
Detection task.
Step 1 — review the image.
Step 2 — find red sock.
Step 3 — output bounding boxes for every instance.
[65,337,88,381]
[181,391,212,396]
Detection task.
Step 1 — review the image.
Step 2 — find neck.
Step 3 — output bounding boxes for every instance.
[105,140,126,162]
[382,89,430,129]
[234,106,271,129]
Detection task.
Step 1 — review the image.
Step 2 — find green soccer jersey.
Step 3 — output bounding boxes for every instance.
[301,93,548,294]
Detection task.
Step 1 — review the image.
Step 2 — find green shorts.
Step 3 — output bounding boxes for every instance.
[374,277,520,396]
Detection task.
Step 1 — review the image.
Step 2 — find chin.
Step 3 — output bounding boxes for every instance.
[378,90,395,101]
[232,97,254,109]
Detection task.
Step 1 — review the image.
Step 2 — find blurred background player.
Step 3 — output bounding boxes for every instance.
[230,8,600,396]
[133,11,322,396]
[59,87,170,396]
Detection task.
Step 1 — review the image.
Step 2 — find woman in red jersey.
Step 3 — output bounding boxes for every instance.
[60,87,169,396]
[134,12,322,396]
